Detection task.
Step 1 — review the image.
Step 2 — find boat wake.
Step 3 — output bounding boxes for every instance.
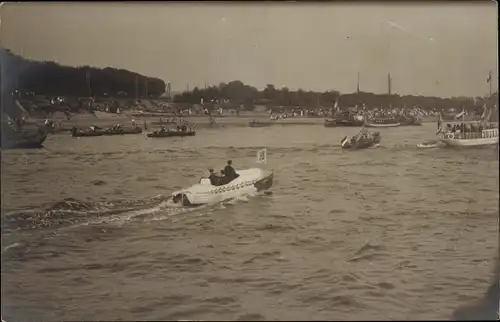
[416,140,443,148]
[2,189,269,233]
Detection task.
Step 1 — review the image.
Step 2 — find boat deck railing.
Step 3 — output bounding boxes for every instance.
[444,129,499,140]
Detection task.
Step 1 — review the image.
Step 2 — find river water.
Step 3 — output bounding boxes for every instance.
[1,123,498,321]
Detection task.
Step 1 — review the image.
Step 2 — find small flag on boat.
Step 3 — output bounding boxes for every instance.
[455,107,465,119]
[481,104,488,119]
[334,100,339,113]
[486,71,492,83]
[485,105,493,121]
[437,112,443,130]
[256,148,267,164]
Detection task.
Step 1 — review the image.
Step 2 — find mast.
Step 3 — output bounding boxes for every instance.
[144,78,148,98]
[135,75,139,100]
[487,71,492,97]
[357,72,360,93]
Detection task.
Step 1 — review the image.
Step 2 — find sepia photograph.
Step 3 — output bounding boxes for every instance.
[1,1,498,321]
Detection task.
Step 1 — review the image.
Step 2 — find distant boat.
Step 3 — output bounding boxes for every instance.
[364,117,400,128]
[397,114,422,126]
[1,126,48,149]
[324,111,364,127]
[248,120,271,128]
[71,126,142,137]
[147,129,196,138]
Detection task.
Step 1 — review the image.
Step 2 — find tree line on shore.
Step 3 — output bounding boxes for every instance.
[173,80,498,113]
[1,47,496,116]
[0,48,166,101]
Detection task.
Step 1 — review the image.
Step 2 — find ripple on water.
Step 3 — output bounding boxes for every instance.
[1,125,498,321]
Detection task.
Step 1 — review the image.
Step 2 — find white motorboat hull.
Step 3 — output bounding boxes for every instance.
[439,137,498,147]
[365,122,400,128]
[171,168,274,207]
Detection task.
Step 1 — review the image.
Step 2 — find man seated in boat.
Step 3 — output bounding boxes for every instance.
[356,128,370,141]
[208,168,221,186]
[224,160,240,182]
[181,123,188,132]
[160,126,166,132]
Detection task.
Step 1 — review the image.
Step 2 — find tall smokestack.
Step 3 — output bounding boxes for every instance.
[388,73,392,95]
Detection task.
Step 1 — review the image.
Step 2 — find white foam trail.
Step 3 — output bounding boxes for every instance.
[386,20,434,42]
[3,242,22,251]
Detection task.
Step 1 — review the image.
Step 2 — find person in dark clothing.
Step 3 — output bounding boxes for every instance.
[224,160,239,181]
[208,169,220,186]
[218,169,228,185]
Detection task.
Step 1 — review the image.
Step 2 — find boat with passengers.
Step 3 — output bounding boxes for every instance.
[364,116,400,128]
[437,120,498,147]
[324,110,364,127]
[436,104,499,147]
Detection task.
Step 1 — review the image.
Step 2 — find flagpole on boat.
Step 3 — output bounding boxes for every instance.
[487,71,492,97]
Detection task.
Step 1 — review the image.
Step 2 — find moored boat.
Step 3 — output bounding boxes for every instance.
[324,111,364,127]
[397,115,422,126]
[249,120,271,127]
[71,125,143,137]
[365,117,400,128]
[101,126,142,136]
[1,128,48,149]
[72,128,103,137]
[147,129,196,138]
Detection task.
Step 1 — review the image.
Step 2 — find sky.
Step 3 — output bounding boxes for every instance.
[0,2,498,98]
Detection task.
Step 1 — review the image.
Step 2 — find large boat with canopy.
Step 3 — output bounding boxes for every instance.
[435,105,498,147]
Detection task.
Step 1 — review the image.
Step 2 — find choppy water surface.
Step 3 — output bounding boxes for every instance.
[1,124,498,321]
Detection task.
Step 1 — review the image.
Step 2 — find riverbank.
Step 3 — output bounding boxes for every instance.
[33,112,445,133]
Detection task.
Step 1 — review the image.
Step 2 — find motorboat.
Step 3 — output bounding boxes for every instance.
[171,168,274,207]
[341,130,381,150]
